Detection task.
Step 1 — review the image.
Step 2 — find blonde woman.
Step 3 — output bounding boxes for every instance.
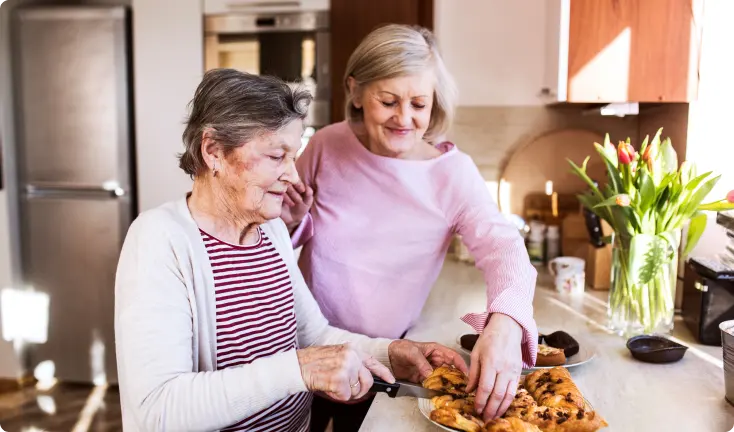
[282,24,539,431]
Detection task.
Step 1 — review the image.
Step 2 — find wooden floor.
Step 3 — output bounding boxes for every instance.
[0,383,121,431]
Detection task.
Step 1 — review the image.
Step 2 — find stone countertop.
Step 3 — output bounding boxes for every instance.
[358,260,734,432]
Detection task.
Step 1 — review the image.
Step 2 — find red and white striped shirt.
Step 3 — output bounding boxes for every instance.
[202,228,311,432]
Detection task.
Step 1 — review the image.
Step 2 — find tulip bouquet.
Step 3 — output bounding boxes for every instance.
[569,128,734,336]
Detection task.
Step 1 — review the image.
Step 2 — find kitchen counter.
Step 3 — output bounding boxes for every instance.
[358,259,734,432]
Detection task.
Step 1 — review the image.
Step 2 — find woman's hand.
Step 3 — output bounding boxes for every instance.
[281,182,314,231]
[388,340,468,383]
[466,313,524,422]
[296,344,394,401]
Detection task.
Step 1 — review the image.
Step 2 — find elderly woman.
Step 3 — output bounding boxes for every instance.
[114,69,466,432]
[282,24,539,430]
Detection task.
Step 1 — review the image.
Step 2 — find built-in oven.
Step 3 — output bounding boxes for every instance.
[204,10,330,129]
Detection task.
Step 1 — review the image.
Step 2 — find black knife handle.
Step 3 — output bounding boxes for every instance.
[368,376,400,398]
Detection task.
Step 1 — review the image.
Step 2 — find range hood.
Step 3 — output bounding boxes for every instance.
[582,102,639,118]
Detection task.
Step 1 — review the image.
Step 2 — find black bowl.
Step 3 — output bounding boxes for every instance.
[626,335,688,363]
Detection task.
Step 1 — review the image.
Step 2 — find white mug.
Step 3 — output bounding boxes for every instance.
[548,257,586,294]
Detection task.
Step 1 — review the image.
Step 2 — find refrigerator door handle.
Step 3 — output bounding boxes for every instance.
[25,184,127,199]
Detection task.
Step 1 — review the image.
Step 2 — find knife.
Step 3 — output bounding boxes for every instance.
[368,376,446,399]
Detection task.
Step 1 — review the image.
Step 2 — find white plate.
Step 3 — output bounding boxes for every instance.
[455,333,597,373]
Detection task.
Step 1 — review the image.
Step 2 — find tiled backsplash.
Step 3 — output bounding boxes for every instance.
[446,105,638,183]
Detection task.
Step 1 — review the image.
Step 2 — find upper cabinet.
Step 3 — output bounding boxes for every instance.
[204,0,329,15]
[543,0,704,103]
[434,0,547,106]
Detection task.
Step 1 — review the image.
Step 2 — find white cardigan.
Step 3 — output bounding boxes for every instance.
[114,196,392,431]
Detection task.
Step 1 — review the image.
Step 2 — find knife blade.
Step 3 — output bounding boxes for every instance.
[368,376,446,399]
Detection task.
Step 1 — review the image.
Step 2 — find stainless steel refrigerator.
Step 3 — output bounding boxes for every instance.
[11,5,135,384]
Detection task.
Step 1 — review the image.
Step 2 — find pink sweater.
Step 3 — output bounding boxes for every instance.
[291,121,538,367]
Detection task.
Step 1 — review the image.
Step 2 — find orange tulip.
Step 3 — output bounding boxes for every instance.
[616,194,631,207]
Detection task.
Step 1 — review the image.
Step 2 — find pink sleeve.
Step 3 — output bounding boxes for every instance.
[290,213,314,249]
[452,162,538,368]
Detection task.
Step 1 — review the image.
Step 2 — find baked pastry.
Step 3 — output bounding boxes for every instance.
[432,394,475,416]
[423,364,470,397]
[430,407,484,432]
[542,331,580,358]
[524,367,584,410]
[505,367,608,431]
[536,344,567,367]
[484,417,542,432]
[427,364,607,431]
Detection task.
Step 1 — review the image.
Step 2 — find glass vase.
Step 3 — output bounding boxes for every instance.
[607,230,681,337]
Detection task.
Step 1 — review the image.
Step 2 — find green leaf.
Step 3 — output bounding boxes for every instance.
[597,136,618,169]
[577,192,600,209]
[684,212,707,256]
[660,138,679,174]
[698,201,734,212]
[650,128,663,150]
[657,172,677,194]
[638,170,656,214]
[683,175,721,216]
[568,157,604,200]
[627,234,672,285]
[683,171,713,194]
[601,154,625,194]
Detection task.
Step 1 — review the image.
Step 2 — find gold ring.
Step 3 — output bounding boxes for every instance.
[350,381,360,388]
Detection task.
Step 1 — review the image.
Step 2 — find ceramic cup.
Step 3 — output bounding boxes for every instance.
[548,257,586,294]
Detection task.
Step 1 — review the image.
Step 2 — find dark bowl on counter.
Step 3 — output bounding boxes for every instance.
[626,335,688,364]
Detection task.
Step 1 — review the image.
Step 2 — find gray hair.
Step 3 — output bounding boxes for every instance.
[344,24,457,143]
[179,68,313,177]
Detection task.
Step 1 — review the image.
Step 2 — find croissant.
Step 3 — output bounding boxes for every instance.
[509,367,608,431]
[423,364,470,397]
[430,407,484,432]
[484,417,542,432]
[432,395,475,415]
[524,367,585,410]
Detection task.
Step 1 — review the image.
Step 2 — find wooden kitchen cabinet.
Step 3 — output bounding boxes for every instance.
[543,0,704,103]
[329,0,433,123]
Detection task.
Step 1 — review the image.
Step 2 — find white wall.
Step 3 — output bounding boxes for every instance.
[132,0,201,211]
[686,0,734,258]
[434,0,547,106]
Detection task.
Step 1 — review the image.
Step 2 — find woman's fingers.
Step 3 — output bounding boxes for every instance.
[481,371,510,421]
[497,375,519,419]
[286,186,304,206]
[354,364,373,399]
[473,363,496,418]
[361,354,395,384]
[302,185,314,207]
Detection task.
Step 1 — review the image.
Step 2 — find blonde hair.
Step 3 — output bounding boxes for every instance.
[343,24,457,143]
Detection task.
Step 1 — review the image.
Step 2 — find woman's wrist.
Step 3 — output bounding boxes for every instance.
[485,313,523,340]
